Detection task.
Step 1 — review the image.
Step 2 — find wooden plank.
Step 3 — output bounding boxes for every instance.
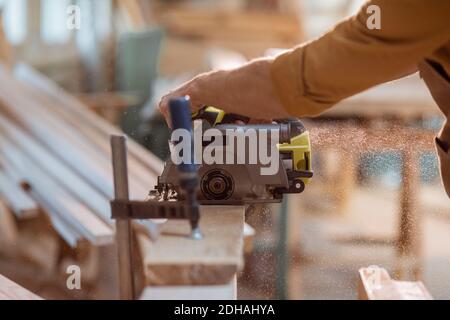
[43,204,81,247]
[358,266,432,300]
[14,64,164,176]
[0,199,18,252]
[138,205,245,286]
[0,116,160,243]
[0,90,116,198]
[0,136,114,245]
[5,67,164,229]
[0,113,112,225]
[0,65,163,240]
[11,214,61,272]
[0,152,80,247]
[0,170,38,218]
[0,78,149,200]
[0,274,42,300]
[9,73,159,191]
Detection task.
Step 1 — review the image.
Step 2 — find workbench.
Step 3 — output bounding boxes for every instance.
[137,205,246,299]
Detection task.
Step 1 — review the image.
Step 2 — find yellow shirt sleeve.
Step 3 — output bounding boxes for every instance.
[270,0,450,117]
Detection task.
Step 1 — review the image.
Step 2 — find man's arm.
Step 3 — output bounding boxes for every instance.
[271,0,450,117]
[159,0,450,120]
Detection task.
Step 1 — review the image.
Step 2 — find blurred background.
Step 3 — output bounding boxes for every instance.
[0,0,448,300]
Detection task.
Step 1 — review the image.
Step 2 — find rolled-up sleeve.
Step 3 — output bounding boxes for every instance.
[270,0,450,117]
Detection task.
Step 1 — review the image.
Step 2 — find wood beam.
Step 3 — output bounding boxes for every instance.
[0,75,148,200]
[0,274,42,300]
[0,152,80,247]
[0,136,114,246]
[358,266,432,300]
[14,64,164,177]
[138,206,245,286]
[0,65,163,241]
[0,114,111,224]
[0,199,19,252]
[0,170,38,218]
[7,65,164,221]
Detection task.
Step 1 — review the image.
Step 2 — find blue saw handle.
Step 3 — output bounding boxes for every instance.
[169,96,196,173]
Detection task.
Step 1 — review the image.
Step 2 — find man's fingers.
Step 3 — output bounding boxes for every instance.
[158,95,172,127]
[159,92,203,128]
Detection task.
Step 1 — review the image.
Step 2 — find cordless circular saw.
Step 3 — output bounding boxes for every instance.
[151,105,313,205]
[110,97,313,240]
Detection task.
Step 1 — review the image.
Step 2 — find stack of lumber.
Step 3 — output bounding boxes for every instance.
[0,274,42,300]
[0,63,248,299]
[0,63,164,247]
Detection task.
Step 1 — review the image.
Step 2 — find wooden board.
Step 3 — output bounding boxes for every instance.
[0,274,42,300]
[0,75,148,200]
[0,152,81,247]
[0,135,114,245]
[0,170,38,218]
[0,113,111,225]
[0,199,18,250]
[14,64,164,177]
[9,80,156,196]
[358,266,433,300]
[0,65,164,243]
[138,205,245,286]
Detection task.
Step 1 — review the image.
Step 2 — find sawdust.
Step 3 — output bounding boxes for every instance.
[309,122,435,153]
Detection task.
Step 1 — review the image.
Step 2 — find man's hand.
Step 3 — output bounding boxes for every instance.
[158,58,290,124]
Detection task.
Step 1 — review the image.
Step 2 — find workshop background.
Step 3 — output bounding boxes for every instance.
[0,0,448,300]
